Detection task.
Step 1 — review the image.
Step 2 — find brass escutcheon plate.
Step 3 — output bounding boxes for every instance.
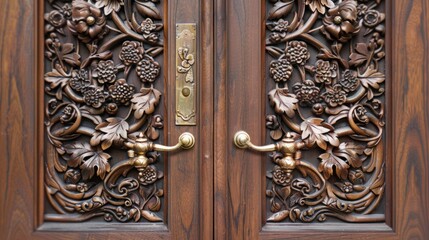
[176,23,197,125]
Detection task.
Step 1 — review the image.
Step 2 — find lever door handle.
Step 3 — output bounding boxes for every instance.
[234,131,277,152]
[125,132,195,169]
[234,130,305,172]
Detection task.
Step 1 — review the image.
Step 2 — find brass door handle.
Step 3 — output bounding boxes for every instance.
[234,131,277,152]
[125,132,195,169]
[234,130,305,171]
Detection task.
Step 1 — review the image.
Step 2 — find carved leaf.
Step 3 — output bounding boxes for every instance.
[90,118,129,150]
[318,151,349,180]
[333,142,366,168]
[61,43,81,67]
[267,210,289,222]
[80,150,111,180]
[63,142,111,180]
[349,43,370,67]
[44,65,71,99]
[147,196,161,212]
[141,210,162,222]
[268,1,295,20]
[135,1,161,19]
[63,142,95,167]
[268,88,298,118]
[131,87,162,120]
[300,118,339,150]
[358,66,385,89]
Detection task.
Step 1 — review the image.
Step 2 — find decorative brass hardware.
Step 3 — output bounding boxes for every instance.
[234,131,305,172]
[126,132,195,170]
[234,131,277,152]
[176,23,197,125]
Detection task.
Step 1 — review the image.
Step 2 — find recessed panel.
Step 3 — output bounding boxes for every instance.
[43,0,167,224]
[264,0,386,223]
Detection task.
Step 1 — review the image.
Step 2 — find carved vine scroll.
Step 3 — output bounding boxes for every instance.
[44,0,166,222]
[265,0,386,222]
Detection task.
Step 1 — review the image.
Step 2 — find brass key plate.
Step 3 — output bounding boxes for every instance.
[176,23,197,125]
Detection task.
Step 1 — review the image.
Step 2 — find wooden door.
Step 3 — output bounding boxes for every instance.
[213,0,429,239]
[1,0,429,240]
[0,0,213,239]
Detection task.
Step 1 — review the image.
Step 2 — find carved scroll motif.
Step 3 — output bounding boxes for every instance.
[265,0,386,223]
[43,0,165,222]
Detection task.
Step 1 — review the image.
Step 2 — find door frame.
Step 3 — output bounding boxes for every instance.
[0,0,428,239]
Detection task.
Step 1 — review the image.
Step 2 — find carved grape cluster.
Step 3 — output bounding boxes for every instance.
[44,0,166,223]
[265,0,386,223]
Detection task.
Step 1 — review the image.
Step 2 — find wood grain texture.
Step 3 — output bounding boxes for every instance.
[214,0,264,239]
[1,0,428,239]
[0,0,212,239]
[213,0,429,239]
[391,0,429,238]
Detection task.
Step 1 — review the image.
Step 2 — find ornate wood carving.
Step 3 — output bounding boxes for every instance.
[265,0,386,222]
[43,0,166,222]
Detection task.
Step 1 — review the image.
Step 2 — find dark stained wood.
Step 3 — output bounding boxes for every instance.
[200,0,215,239]
[1,0,428,239]
[0,0,212,239]
[213,0,429,239]
[214,0,264,239]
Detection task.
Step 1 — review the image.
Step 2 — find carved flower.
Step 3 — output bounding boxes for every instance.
[69,69,90,92]
[64,169,81,184]
[314,60,337,85]
[270,59,293,82]
[322,85,347,107]
[136,56,161,83]
[357,4,368,17]
[60,105,76,123]
[339,69,359,92]
[93,60,118,84]
[62,3,72,18]
[363,10,385,28]
[338,181,353,193]
[305,0,335,14]
[67,0,108,43]
[119,41,145,66]
[95,0,124,15]
[321,0,360,43]
[139,18,157,34]
[293,80,321,106]
[268,32,285,43]
[272,166,290,186]
[348,170,365,184]
[285,41,310,66]
[108,79,135,105]
[76,182,89,193]
[267,19,289,32]
[45,10,67,32]
[353,105,369,124]
[138,166,159,185]
[82,86,107,108]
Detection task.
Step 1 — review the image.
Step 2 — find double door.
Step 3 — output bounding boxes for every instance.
[0,0,428,239]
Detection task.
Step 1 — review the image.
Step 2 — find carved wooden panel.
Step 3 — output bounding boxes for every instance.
[43,0,167,223]
[264,0,386,223]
